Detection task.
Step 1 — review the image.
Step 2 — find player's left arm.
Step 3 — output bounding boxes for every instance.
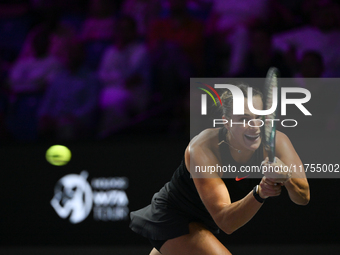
[275,131,310,205]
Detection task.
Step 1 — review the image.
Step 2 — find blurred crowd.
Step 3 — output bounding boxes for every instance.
[0,0,340,142]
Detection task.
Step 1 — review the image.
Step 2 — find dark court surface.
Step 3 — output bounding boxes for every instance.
[1,244,340,255]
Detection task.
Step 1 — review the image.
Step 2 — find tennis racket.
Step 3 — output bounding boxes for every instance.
[262,67,280,164]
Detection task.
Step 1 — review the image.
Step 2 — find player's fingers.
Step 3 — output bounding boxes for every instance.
[260,188,279,197]
[264,178,277,185]
[270,177,288,183]
[261,157,269,166]
[274,157,284,165]
[259,184,273,195]
[260,182,282,197]
[265,189,281,197]
[270,189,281,197]
[261,177,278,187]
[262,184,281,194]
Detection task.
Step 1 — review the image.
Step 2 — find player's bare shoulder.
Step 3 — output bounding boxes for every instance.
[275,130,296,157]
[190,128,220,150]
[185,128,220,167]
[275,130,290,147]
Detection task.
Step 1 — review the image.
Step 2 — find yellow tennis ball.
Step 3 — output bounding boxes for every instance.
[46,145,71,166]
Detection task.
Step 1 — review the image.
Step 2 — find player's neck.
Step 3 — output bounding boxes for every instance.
[226,134,254,163]
[229,148,254,164]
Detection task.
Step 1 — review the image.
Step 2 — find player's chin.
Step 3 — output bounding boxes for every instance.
[243,135,261,150]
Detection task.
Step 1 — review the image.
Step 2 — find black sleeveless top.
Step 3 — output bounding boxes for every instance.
[130,127,263,240]
[168,127,263,222]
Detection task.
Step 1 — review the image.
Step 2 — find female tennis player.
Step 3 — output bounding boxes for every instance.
[130,84,310,255]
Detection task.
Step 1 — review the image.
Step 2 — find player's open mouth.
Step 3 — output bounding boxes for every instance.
[244,134,260,141]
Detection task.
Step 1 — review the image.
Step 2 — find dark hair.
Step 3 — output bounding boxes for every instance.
[220,84,263,120]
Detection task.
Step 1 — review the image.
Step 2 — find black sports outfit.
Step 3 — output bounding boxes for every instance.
[130,127,263,252]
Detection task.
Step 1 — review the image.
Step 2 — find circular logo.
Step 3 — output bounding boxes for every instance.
[51,171,93,223]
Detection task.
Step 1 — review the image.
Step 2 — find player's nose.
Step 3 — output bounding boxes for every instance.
[248,119,262,129]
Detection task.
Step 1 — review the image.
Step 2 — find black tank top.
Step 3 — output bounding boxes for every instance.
[166,127,263,232]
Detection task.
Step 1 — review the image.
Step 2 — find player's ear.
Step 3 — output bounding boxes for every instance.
[222,115,230,131]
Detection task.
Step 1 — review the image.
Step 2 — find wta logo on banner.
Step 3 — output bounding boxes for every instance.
[51,171,129,224]
[197,82,312,128]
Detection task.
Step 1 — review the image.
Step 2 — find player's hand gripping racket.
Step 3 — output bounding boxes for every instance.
[262,67,280,164]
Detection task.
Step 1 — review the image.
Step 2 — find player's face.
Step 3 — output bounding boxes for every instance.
[226,95,263,152]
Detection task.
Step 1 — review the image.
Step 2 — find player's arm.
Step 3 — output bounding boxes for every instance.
[185,134,280,234]
[275,131,310,205]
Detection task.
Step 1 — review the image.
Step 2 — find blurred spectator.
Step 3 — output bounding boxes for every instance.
[98,15,150,137]
[296,51,324,79]
[273,3,340,77]
[38,42,99,141]
[121,0,161,38]
[186,0,213,20]
[0,0,29,18]
[240,27,291,78]
[49,24,77,66]
[267,0,304,32]
[59,0,88,33]
[0,0,31,63]
[293,51,325,101]
[19,20,76,67]
[206,0,270,76]
[0,0,31,139]
[80,0,117,70]
[292,50,340,132]
[7,28,62,141]
[300,0,338,24]
[207,0,269,31]
[149,0,204,71]
[80,0,116,42]
[148,0,204,101]
[9,28,61,94]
